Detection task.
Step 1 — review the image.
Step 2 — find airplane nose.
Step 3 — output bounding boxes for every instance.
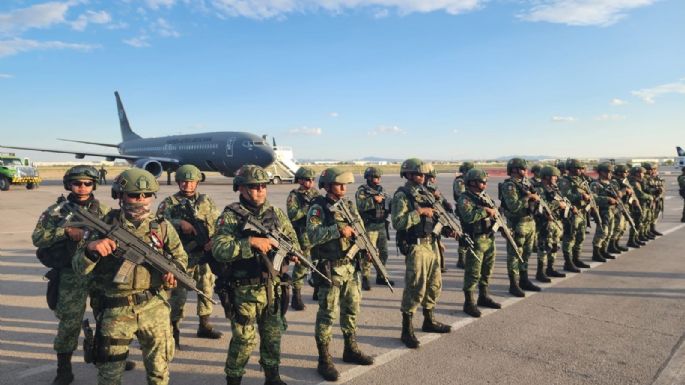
[259,147,275,166]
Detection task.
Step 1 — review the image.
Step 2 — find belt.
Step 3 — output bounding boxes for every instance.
[230,277,266,287]
[330,258,352,267]
[102,288,161,309]
[410,236,434,245]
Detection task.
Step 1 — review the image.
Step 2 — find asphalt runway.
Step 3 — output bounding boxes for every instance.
[1,172,684,385]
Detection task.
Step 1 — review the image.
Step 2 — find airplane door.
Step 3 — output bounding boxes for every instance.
[225,138,235,158]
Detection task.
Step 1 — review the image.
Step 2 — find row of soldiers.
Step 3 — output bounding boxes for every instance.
[33,158,668,385]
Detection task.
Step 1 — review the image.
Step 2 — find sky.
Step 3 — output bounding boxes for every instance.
[1,0,684,162]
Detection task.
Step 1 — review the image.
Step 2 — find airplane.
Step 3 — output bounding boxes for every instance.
[0,91,276,184]
[675,146,685,168]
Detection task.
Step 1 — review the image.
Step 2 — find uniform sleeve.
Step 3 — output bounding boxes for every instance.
[355,187,375,213]
[391,190,421,231]
[276,208,302,253]
[458,195,489,224]
[212,210,253,263]
[164,221,188,272]
[157,197,183,229]
[72,230,104,275]
[204,197,220,237]
[306,203,340,247]
[501,181,528,215]
[590,182,610,208]
[558,178,582,205]
[31,206,66,248]
[286,191,306,222]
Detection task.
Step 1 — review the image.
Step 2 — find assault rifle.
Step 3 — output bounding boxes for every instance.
[580,180,603,228]
[415,184,477,253]
[520,179,563,232]
[59,202,217,304]
[226,205,331,285]
[606,184,638,232]
[329,199,394,292]
[478,193,525,264]
[179,198,212,255]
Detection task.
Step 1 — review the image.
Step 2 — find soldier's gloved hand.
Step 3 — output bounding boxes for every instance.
[373,195,384,204]
[87,238,117,257]
[162,272,177,288]
[249,236,275,254]
[65,227,85,242]
[179,220,197,235]
[417,207,434,218]
[340,225,354,238]
[484,207,498,218]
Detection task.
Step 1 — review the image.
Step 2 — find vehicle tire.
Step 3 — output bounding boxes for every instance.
[271,176,281,185]
[26,182,37,190]
[0,176,10,191]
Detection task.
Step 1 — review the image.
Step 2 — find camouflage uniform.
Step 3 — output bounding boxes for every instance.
[679,170,685,222]
[458,190,496,294]
[558,165,593,268]
[642,163,664,237]
[627,168,653,245]
[355,183,390,284]
[286,186,320,290]
[590,174,617,259]
[610,166,631,250]
[535,179,566,273]
[452,162,473,269]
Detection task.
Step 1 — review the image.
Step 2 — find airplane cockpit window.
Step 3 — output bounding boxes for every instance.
[242,140,267,148]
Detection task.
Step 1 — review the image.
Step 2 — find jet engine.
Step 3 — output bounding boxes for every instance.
[133,159,163,178]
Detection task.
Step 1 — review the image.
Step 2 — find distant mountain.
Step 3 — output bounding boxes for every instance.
[359,156,403,162]
[494,155,558,161]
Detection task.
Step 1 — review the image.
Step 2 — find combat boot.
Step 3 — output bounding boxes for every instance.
[616,240,629,252]
[477,285,501,309]
[342,334,374,365]
[463,291,481,318]
[197,315,223,339]
[376,274,395,286]
[361,276,371,291]
[312,286,319,301]
[592,246,606,262]
[456,253,465,269]
[291,288,305,311]
[600,245,616,260]
[421,308,451,333]
[263,366,287,385]
[519,271,541,292]
[650,225,663,237]
[52,352,74,385]
[535,261,551,283]
[172,320,181,348]
[226,376,242,385]
[125,360,136,371]
[627,233,641,248]
[607,240,622,254]
[645,231,655,240]
[508,275,525,297]
[546,262,566,278]
[572,250,591,268]
[637,233,648,245]
[400,312,420,348]
[563,252,581,273]
[316,341,340,381]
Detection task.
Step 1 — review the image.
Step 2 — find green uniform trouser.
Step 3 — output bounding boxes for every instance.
[592,209,616,248]
[563,211,586,257]
[315,262,361,344]
[537,220,562,266]
[226,283,284,378]
[463,233,496,292]
[400,241,442,314]
[611,209,627,243]
[506,216,536,276]
[54,269,89,353]
[169,261,215,321]
[97,294,174,385]
[682,199,685,221]
[362,226,389,278]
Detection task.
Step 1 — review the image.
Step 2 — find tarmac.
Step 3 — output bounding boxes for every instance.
[1,172,684,385]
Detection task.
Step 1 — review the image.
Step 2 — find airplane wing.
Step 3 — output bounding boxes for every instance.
[0,144,180,165]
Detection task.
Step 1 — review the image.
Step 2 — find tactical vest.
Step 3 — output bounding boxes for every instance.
[309,196,351,261]
[358,184,388,224]
[461,191,495,236]
[395,186,436,242]
[499,178,535,218]
[169,193,208,248]
[291,190,313,234]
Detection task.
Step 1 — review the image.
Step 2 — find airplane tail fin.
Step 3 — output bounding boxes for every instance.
[677,146,685,157]
[115,91,142,141]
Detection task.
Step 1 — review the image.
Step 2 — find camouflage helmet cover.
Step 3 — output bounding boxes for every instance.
[614,164,628,174]
[400,158,431,178]
[424,163,436,178]
[294,166,317,180]
[458,161,475,174]
[233,164,270,191]
[540,166,561,179]
[63,165,99,191]
[555,160,567,171]
[318,167,355,189]
[629,166,646,176]
[506,157,528,174]
[641,162,654,171]
[566,158,585,170]
[111,168,159,198]
[175,164,202,182]
[531,164,542,175]
[464,168,488,184]
[596,161,614,174]
[363,166,383,179]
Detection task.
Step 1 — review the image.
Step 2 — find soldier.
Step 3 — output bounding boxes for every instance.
[679,167,685,223]
[286,166,321,309]
[211,165,293,385]
[558,159,593,270]
[642,162,664,237]
[535,166,568,279]
[589,162,619,261]
[424,164,454,273]
[499,158,541,296]
[627,166,653,247]
[307,167,374,381]
[608,164,633,253]
[457,168,501,318]
[530,164,543,188]
[355,166,393,289]
[392,158,451,350]
[73,169,187,385]
[157,164,222,347]
[452,162,474,269]
[99,166,108,185]
[32,166,108,385]
[556,160,568,177]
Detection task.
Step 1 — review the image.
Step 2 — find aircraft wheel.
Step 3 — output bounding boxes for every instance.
[271,176,282,185]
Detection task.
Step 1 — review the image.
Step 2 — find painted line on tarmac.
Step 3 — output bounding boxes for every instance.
[323,222,685,385]
[652,331,685,385]
[16,364,55,379]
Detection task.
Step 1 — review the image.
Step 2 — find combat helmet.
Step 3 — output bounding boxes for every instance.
[233,165,270,192]
[555,160,567,173]
[531,164,542,177]
[63,165,100,191]
[464,168,488,184]
[363,166,383,179]
[614,164,628,174]
[641,162,654,171]
[318,167,354,189]
[540,166,561,179]
[459,162,475,174]
[175,164,202,182]
[111,168,159,199]
[399,158,431,178]
[596,162,614,174]
[506,158,528,174]
[629,166,646,177]
[425,163,436,178]
[566,158,585,170]
[294,166,317,181]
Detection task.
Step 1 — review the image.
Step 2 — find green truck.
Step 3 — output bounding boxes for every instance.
[0,153,41,191]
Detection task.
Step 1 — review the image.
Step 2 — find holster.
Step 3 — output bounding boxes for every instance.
[82,319,95,364]
[216,283,234,320]
[44,268,60,311]
[279,273,291,317]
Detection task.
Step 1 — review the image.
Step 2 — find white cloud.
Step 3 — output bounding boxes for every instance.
[0,73,13,78]
[369,125,405,135]
[631,78,685,104]
[373,9,389,18]
[518,0,657,27]
[123,35,151,48]
[595,113,626,121]
[0,37,99,57]
[0,1,71,35]
[329,112,339,118]
[145,0,177,10]
[289,126,322,136]
[70,10,112,31]
[152,17,180,37]
[610,98,627,106]
[551,116,576,122]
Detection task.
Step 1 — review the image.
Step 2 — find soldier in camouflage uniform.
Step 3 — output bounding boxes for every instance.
[558,159,593,270]
[535,166,568,280]
[679,167,685,222]
[589,162,619,262]
[424,164,455,273]
[452,162,474,269]
[457,168,501,318]
[392,158,452,349]
[307,167,374,381]
[530,164,543,188]
[499,158,541,296]
[157,164,222,347]
[642,162,664,238]
[608,165,633,253]
[556,160,568,177]
[355,166,393,289]
[32,166,108,385]
[627,166,653,247]
[211,165,293,385]
[73,169,187,385]
[286,166,320,310]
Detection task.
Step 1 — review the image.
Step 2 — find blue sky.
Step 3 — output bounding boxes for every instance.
[1,0,684,162]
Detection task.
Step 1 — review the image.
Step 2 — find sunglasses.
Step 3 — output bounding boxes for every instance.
[126,192,155,199]
[70,181,94,187]
[247,183,268,190]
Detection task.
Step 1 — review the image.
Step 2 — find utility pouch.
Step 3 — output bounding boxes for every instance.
[279,274,291,317]
[82,319,96,364]
[44,268,60,310]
